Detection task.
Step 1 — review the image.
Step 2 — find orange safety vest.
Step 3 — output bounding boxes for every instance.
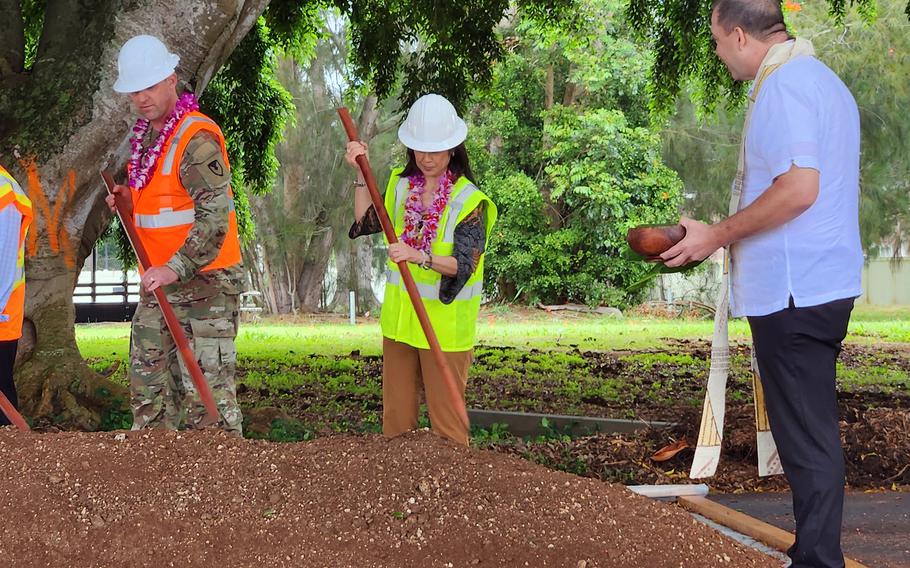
[0,165,33,341]
[129,110,241,272]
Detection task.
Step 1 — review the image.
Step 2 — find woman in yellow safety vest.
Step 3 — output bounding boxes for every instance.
[345,94,497,445]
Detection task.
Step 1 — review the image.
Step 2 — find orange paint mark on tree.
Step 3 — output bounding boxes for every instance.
[21,158,78,269]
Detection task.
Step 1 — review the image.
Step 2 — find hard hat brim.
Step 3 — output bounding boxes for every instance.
[397,120,468,153]
[113,54,180,94]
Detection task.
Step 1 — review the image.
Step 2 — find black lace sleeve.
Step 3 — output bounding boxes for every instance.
[439,204,487,305]
[349,205,383,239]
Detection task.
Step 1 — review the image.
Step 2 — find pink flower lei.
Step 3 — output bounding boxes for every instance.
[128,92,200,190]
[401,170,457,254]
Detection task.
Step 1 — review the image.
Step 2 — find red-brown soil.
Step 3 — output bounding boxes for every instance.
[0,428,778,567]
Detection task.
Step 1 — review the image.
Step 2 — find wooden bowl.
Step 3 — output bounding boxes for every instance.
[626,224,686,257]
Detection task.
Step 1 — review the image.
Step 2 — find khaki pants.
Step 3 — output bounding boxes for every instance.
[382,337,472,445]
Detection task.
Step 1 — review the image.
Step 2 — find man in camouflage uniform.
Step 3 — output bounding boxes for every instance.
[107,35,244,435]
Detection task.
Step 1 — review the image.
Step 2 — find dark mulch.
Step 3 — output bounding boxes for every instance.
[486,405,910,493]
[237,340,909,492]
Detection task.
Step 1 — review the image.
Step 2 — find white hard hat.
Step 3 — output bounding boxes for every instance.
[397,94,468,152]
[113,35,180,93]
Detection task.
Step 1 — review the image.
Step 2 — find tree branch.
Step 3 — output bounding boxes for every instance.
[35,0,89,65]
[544,64,554,109]
[562,82,578,107]
[194,0,271,92]
[357,93,379,140]
[0,0,24,76]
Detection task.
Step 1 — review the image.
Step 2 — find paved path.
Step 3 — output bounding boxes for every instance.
[713,491,910,568]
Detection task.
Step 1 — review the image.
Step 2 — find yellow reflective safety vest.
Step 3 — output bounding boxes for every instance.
[0,165,34,341]
[380,168,497,352]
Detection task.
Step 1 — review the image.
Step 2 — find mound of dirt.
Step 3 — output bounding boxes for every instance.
[0,428,777,567]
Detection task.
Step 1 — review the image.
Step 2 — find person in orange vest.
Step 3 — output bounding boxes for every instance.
[105,35,245,435]
[0,165,33,426]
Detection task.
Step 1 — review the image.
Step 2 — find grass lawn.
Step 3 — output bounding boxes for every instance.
[77,304,910,362]
[74,304,908,460]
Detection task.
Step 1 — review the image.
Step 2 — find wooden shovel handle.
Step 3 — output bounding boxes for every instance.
[101,171,219,427]
[0,390,29,432]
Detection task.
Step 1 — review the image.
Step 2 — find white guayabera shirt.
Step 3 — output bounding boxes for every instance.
[731,55,863,318]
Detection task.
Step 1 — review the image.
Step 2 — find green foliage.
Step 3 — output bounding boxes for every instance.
[809,0,910,255]
[661,97,741,222]
[201,18,298,240]
[195,0,579,243]
[266,417,316,442]
[662,0,910,254]
[99,405,132,431]
[264,0,327,59]
[836,362,909,393]
[626,0,887,117]
[470,422,513,443]
[99,216,138,270]
[340,0,575,111]
[472,0,683,306]
[20,0,45,70]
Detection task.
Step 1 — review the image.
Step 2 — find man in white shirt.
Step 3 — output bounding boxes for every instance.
[661,1,862,567]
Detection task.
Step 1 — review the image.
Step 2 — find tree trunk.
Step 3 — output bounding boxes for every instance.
[332,236,380,315]
[244,201,301,315]
[351,236,380,313]
[332,243,353,311]
[540,62,563,229]
[0,0,269,429]
[295,228,335,312]
[544,64,555,110]
[242,246,281,314]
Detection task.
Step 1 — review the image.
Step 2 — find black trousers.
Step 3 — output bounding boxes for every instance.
[0,339,19,426]
[748,297,855,568]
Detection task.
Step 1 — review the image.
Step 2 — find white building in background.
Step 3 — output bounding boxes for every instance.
[649,250,910,308]
[74,244,140,322]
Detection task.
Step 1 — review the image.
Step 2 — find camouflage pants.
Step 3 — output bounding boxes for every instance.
[129,291,243,436]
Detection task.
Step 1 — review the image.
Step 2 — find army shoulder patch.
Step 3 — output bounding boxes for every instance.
[208,160,225,177]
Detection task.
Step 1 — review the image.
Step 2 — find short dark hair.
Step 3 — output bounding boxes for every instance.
[400,143,477,185]
[711,0,790,39]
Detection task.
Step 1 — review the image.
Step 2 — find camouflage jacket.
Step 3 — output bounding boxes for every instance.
[140,127,246,303]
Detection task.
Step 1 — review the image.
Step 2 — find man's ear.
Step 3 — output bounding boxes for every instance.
[734,26,748,50]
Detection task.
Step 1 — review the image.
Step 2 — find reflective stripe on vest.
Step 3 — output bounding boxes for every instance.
[130,111,242,272]
[0,166,33,253]
[0,166,33,341]
[378,169,497,351]
[161,116,219,175]
[135,199,236,229]
[0,169,31,210]
[386,173,478,245]
[385,269,484,302]
[441,185,479,244]
[392,177,409,219]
